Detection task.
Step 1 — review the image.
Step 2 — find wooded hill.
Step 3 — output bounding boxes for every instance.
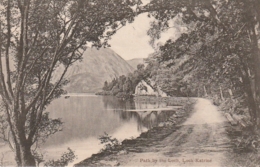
[53,48,134,93]
[100,53,192,98]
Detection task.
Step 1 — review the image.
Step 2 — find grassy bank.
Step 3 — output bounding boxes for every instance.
[75,97,196,167]
[222,123,260,167]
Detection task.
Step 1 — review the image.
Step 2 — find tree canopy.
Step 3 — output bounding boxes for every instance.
[142,0,260,128]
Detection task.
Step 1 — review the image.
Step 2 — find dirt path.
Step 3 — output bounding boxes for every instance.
[112,98,233,166]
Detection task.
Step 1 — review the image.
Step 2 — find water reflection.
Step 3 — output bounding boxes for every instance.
[102,96,175,131]
[102,96,168,110]
[46,95,175,147]
[43,95,175,164]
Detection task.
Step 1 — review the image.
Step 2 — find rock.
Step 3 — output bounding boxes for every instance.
[224,113,238,125]
[99,160,119,166]
[165,122,172,126]
[158,122,164,127]
[172,114,178,118]
[117,150,128,155]
[232,114,248,128]
[122,139,137,145]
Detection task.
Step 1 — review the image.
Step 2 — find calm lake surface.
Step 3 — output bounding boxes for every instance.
[42,94,175,165]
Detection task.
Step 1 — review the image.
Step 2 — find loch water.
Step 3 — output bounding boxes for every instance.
[42,94,175,164]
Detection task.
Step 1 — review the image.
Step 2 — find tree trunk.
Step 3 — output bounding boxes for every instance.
[203,86,208,96]
[220,86,224,100]
[242,73,258,126]
[9,109,36,166]
[15,145,22,167]
[20,145,35,166]
[248,24,260,128]
[15,143,35,167]
[228,88,233,97]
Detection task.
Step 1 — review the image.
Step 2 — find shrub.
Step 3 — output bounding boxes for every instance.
[44,148,76,167]
[99,132,121,152]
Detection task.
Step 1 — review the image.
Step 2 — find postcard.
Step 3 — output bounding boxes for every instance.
[0,0,259,166]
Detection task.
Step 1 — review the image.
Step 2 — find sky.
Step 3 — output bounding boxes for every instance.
[110,14,154,60]
[109,13,180,60]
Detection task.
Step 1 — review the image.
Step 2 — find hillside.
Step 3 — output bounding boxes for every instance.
[54,48,134,93]
[127,58,145,69]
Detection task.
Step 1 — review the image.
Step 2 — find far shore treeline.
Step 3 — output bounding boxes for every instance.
[97,54,194,99]
[97,63,148,99]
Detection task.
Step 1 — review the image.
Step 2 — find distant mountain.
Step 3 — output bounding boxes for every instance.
[127,58,145,69]
[54,48,134,93]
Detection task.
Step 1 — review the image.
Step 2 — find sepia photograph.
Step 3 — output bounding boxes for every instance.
[0,0,260,166]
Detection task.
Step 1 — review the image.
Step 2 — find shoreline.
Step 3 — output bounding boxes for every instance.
[74,97,196,166]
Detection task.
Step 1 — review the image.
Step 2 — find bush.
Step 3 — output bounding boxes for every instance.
[44,148,76,167]
[99,132,121,152]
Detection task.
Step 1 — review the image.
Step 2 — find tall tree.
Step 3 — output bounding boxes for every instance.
[0,0,139,166]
